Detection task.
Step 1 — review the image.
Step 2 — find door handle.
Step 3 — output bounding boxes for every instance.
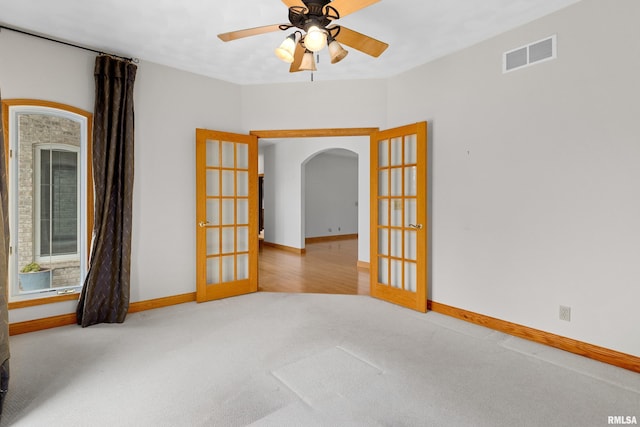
[408,224,423,230]
[198,221,211,228]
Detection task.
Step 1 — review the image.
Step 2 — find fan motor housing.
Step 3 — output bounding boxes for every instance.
[290,0,336,30]
[302,0,332,12]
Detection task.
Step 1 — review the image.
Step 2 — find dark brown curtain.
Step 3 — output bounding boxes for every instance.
[77,56,137,327]
[0,91,10,417]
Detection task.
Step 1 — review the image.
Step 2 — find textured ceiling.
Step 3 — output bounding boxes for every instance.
[0,0,581,85]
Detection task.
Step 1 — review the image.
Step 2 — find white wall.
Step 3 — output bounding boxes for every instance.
[0,30,94,112]
[262,137,370,261]
[240,79,388,131]
[304,150,359,238]
[242,78,387,263]
[387,0,640,356]
[1,30,243,322]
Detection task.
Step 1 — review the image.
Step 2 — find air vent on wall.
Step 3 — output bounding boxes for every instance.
[503,35,556,73]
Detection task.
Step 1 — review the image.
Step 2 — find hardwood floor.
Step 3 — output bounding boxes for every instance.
[258,238,370,295]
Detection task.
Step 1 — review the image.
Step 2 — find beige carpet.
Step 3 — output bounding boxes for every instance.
[2,292,639,426]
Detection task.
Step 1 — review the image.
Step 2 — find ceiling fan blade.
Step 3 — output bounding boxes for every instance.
[328,0,381,18]
[218,24,284,42]
[333,26,388,57]
[289,42,305,72]
[281,0,305,7]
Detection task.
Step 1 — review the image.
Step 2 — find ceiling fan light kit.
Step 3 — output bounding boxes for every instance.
[218,0,388,75]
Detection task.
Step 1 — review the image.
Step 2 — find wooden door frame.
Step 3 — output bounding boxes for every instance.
[250,127,378,255]
[250,128,378,139]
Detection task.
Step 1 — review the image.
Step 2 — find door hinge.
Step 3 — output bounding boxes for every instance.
[9,149,13,159]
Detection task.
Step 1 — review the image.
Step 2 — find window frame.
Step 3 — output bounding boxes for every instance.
[34,143,82,264]
[2,99,93,307]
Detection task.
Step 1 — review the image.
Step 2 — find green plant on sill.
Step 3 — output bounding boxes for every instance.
[20,262,42,273]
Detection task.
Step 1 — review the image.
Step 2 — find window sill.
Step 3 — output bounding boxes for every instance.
[8,292,80,310]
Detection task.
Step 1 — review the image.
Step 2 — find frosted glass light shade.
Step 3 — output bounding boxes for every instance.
[328,39,348,64]
[299,50,317,71]
[275,34,297,63]
[304,26,327,52]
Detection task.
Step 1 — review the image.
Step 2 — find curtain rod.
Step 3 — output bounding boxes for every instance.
[0,24,139,63]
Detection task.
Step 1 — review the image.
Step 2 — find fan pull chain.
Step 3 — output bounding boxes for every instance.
[310,53,320,82]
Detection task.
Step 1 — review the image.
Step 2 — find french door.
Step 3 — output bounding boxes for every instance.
[370,122,428,312]
[195,129,258,302]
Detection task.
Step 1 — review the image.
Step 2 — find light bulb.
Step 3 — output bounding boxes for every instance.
[304,26,327,52]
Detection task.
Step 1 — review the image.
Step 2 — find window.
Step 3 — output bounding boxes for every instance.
[2,100,92,304]
[35,145,80,262]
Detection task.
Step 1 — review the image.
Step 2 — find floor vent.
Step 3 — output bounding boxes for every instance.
[503,35,556,73]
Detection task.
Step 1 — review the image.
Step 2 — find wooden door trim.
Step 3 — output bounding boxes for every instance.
[250,128,378,139]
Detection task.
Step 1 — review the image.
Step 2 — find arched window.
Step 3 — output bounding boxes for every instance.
[2,99,92,304]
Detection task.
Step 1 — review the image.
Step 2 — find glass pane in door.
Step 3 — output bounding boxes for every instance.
[405,231,417,261]
[206,228,220,255]
[390,230,402,258]
[390,259,402,288]
[378,257,389,285]
[206,199,219,225]
[405,262,417,292]
[378,228,389,256]
[237,171,249,197]
[237,226,249,252]
[237,254,249,280]
[207,258,220,284]
[222,171,235,196]
[237,199,248,224]
[236,144,248,169]
[390,137,403,166]
[390,168,402,196]
[378,170,389,196]
[391,199,402,227]
[405,167,417,196]
[222,200,234,225]
[222,228,235,253]
[222,142,234,168]
[405,134,417,164]
[206,140,220,166]
[378,140,389,167]
[206,171,219,196]
[222,255,234,282]
[405,199,416,226]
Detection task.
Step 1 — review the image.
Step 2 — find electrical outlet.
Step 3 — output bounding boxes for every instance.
[328,228,332,232]
[559,305,571,322]
[338,227,341,231]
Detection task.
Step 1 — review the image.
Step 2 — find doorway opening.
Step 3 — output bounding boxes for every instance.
[260,147,367,295]
[253,128,377,296]
[303,148,358,242]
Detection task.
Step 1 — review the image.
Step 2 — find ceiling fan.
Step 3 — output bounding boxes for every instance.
[218,0,388,73]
